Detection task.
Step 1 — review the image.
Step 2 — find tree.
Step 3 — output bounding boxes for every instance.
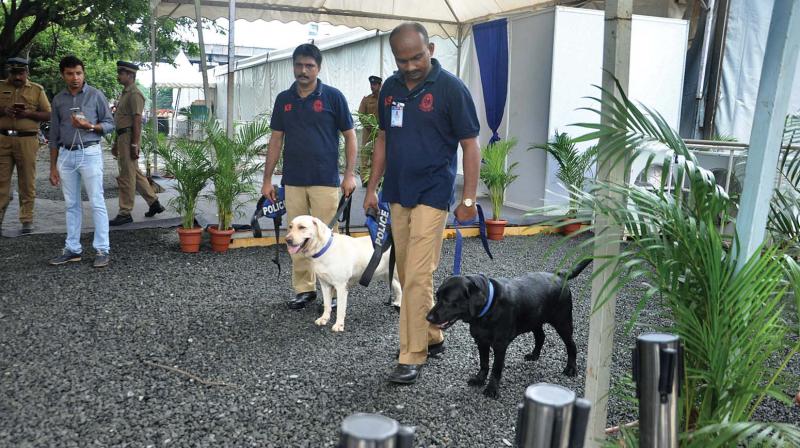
[0,0,201,76]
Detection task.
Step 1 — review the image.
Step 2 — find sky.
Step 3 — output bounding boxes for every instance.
[181,19,357,51]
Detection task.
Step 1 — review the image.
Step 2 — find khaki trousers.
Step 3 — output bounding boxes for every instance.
[115,132,157,216]
[285,185,340,294]
[0,135,39,224]
[390,203,448,365]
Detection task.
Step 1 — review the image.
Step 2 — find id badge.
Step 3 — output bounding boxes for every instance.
[390,102,404,128]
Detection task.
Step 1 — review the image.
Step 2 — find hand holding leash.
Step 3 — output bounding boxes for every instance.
[341,173,357,198]
[261,182,277,202]
[454,203,477,223]
[363,189,378,212]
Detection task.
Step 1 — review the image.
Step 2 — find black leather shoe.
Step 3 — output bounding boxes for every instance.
[393,341,445,360]
[287,291,317,310]
[144,200,165,217]
[109,214,133,226]
[388,364,422,384]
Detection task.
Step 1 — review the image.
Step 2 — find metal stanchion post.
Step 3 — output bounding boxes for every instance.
[515,383,591,448]
[632,333,682,448]
[339,413,414,448]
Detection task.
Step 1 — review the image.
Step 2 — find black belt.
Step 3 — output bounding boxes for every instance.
[62,143,99,151]
[116,127,132,135]
[0,129,38,137]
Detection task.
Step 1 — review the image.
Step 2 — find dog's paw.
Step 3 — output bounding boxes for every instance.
[331,322,345,332]
[482,384,500,399]
[524,352,541,361]
[562,364,578,377]
[467,375,486,387]
[314,316,329,326]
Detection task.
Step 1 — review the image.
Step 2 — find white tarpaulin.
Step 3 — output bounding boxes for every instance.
[153,0,546,37]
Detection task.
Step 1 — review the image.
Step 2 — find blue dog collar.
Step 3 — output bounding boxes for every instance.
[477,277,494,318]
[311,234,333,258]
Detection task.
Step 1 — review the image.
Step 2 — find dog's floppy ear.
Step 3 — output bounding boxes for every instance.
[311,217,325,239]
[465,274,490,318]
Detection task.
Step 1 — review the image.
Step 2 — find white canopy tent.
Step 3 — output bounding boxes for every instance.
[153,0,548,38]
[138,49,213,135]
[138,49,208,89]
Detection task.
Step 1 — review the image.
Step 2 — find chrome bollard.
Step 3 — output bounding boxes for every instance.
[339,413,414,448]
[632,333,682,448]
[515,383,591,448]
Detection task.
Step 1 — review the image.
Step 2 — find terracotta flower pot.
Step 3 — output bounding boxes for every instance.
[559,221,584,236]
[485,219,508,241]
[177,227,203,253]
[208,225,235,253]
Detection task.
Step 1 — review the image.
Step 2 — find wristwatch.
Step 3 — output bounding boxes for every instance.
[462,198,475,207]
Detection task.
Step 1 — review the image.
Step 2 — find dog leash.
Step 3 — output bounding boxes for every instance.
[453,204,493,275]
[328,194,352,235]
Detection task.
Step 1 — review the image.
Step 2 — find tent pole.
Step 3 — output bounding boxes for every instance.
[735,0,800,269]
[456,24,462,78]
[150,7,158,175]
[379,32,384,79]
[226,0,236,137]
[194,0,212,113]
[583,0,632,446]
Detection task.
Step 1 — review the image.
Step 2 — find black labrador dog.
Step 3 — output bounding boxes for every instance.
[426,259,591,398]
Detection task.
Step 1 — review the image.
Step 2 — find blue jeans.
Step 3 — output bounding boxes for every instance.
[58,144,110,254]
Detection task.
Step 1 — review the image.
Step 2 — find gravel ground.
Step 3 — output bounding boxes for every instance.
[9,145,119,202]
[1,231,798,447]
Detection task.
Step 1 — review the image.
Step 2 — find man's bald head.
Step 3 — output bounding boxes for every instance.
[389,22,430,46]
[388,22,435,86]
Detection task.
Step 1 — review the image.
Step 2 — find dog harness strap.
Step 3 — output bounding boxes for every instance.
[477,277,495,318]
[452,204,494,275]
[359,206,392,287]
[311,234,334,258]
[252,194,286,275]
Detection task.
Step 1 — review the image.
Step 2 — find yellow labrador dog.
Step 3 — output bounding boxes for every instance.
[285,215,402,332]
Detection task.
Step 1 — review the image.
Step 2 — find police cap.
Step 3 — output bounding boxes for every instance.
[116,61,139,73]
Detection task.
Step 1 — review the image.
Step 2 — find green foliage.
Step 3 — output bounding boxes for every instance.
[768,115,800,257]
[0,0,201,64]
[531,131,597,217]
[546,81,800,446]
[155,138,214,229]
[356,112,379,184]
[480,138,519,220]
[206,119,269,231]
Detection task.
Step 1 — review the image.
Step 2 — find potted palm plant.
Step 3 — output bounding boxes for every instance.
[479,138,519,240]
[356,112,379,186]
[155,138,214,253]
[557,82,800,445]
[531,131,597,235]
[205,118,270,253]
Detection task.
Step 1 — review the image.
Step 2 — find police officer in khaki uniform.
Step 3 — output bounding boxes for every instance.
[108,61,164,226]
[356,75,381,185]
[0,57,51,235]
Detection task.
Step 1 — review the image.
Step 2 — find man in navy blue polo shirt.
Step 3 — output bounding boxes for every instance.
[364,23,481,384]
[261,43,357,310]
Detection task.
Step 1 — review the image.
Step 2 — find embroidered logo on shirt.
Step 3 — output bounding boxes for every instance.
[313,99,324,113]
[419,93,434,112]
[384,95,393,107]
[284,103,292,112]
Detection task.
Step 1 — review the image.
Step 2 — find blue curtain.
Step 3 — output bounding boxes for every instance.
[473,19,509,144]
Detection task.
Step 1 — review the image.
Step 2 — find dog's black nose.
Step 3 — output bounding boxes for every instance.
[425,313,435,322]
[285,237,293,244]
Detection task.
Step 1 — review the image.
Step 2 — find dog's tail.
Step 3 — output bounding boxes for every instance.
[559,258,592,280]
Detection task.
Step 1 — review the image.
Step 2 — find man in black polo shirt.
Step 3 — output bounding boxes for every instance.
[261,43,357,310]
[364,23,481,384]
